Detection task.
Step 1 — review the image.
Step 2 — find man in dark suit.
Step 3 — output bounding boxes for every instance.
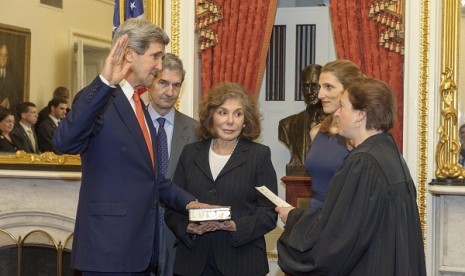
[37,86,70,128]
[53,18,208,275]
[147,53,200,276]
[0,44,19,111]
[11,102,39,154]
[37,97,67,153]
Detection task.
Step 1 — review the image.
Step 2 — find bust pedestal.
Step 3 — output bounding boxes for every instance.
[281,175,311,208]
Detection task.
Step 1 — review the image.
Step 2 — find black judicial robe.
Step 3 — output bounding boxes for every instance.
[277,133,426,276]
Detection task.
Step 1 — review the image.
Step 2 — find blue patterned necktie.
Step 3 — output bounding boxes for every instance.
[157,117,169,177]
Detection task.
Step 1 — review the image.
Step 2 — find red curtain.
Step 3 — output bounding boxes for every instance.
[329,0,404,150]
[199,0,277,100]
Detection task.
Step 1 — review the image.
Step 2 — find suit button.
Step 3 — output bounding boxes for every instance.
[209,189,217,195]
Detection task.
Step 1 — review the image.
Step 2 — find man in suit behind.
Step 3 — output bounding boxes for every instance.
[37,86,70,128]
[11,102,39,154]
[147,53,200,276]
[53,18,209,275]
[37,97,67,153]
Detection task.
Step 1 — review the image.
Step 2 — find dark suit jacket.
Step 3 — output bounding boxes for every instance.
[0,134,19,152]
[11,124,39,154]
[158,110,199,276]
[165,139,278,276]
[167,110,200,178]
[37,116,58,153]
[53,76,195,273]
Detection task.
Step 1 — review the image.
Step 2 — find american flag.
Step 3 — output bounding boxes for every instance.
[112,0,144,35]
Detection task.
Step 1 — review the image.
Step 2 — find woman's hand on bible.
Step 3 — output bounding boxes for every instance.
[213,220,236,232]
[186,222,218,235]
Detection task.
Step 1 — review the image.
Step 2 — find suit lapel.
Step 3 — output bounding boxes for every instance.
[193,139,250,182]
[113,89,153,169]
[168,111,187,174]
[193,140,215,181]
[21,127,35,152]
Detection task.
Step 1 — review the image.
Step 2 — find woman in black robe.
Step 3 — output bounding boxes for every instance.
[276,77,426,276]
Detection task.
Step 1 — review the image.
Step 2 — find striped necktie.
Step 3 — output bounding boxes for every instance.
[156,117,168,176]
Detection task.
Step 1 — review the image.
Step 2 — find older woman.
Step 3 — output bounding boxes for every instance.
[165,83,278,276]
[0,108,19,152]
[276,77,426,275]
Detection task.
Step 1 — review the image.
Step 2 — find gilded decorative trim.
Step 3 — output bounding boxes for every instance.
[171,0,180,56]
[435,0,462,179]
[418,0,429,241]
[146,0,164,28]
[0,151,81,166]
[171,0,181,110]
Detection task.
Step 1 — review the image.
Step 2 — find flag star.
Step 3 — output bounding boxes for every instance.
[130,1,136,10]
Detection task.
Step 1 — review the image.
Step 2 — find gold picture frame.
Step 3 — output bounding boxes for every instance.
[0,23,30,110]
[434,0,464,182]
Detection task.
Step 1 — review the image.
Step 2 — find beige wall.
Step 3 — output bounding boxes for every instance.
[0,0,113,109]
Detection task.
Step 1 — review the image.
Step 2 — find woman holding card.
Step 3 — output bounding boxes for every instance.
[165,82,278,276]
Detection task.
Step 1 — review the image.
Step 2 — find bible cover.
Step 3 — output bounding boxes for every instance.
[189,207,231,222]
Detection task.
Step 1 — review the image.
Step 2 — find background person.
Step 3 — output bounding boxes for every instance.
[165,83,278,276]
[11,102,39,154]
[276,77,426,275]
[37,97,67,153]
[53,18,209,275]
[147,53,200,276]
[0,108,18,152]
[305,60,363,208]
[37,86,70,127]
[459,123,465,166]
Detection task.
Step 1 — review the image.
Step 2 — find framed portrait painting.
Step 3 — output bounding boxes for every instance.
[0,23,31,111]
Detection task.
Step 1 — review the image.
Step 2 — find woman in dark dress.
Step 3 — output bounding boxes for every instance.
[276,77,426,275]
[306,60,363,208]
[0,108,18,152]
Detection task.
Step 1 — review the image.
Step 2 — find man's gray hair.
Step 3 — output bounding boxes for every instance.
[113,17,169,55]
[159,53,186,83]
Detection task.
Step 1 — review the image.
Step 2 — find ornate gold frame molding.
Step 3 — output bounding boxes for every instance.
[434,0,463,181]
[417,0,430,240]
